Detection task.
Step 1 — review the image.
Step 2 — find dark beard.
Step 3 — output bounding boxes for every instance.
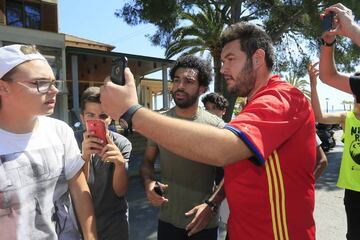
[229,59,256,97]
[172,90,199,109]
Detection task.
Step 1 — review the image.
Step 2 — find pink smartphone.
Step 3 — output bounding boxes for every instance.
[85,119,107,144]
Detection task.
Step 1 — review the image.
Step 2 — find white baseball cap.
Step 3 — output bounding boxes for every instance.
[0,44,47,79]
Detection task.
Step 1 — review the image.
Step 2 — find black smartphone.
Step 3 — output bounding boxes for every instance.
[321,11,335,33]
[154,181,164,196]
[110,56,128,85]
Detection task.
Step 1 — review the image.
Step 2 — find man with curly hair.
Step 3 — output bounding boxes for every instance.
[201,92,229,118]
[140,55,225,240]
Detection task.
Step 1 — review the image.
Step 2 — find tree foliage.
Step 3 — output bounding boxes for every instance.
[116,0,360,120]
[117,0,360,73]
[285,72,311,99]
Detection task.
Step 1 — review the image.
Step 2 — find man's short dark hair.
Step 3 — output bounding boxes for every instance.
[169,55,212,90]
[220,22,275,70]
[80,86,101,112]
[201,92,229,111]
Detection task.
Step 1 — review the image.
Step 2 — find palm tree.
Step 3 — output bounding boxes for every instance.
[165,3,230,94]
[285,72,311,99]
[346,100,354,111]
[341,100,347,111]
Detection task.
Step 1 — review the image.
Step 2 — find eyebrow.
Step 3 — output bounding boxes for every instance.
[31,78,55,81]
[84,112,95,115]
[221,52,236,60]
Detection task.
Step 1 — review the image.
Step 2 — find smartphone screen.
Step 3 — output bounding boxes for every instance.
[110,56,128,85]
[85,119,107,144]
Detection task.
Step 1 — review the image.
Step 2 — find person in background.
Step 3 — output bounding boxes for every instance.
[307,63,329,180]
[314,134,328,180]
[201,92,230,233]
[201,92,229,119]
[0,44,96,239]
[310,60,360,239]
[140,55,225,240]
[201,92,228,184]
[75,86,132,240]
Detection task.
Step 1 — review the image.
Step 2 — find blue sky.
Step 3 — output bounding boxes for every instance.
[58,0,163,57]
[58,0,354,111]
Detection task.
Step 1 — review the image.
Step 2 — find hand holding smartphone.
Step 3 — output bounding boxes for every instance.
[321,11,335,33]
[110,56,128,85]
[85,119,108,144]
[154,181,164,196]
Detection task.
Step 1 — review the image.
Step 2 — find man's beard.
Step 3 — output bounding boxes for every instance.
[172,90,199,109]
[228,59,256,97]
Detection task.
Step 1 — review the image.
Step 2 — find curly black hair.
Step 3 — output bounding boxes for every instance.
[220,22,275,71]
[169,55,212,90]
[201,92,229,111]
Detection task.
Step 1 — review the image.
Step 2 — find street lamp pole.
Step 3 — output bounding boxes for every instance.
[325,98,329,113]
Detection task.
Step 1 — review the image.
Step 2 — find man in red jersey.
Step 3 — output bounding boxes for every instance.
[100,22,316,240]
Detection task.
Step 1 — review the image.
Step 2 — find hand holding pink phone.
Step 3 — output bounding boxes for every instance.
[85,119,108,144]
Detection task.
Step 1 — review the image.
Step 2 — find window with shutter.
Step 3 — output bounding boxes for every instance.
[41,2,57,32]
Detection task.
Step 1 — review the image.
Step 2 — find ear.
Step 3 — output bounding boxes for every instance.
[199,86,206,95]
[80,113,85,125]
[0,80,9,95]
[252,49,266,69]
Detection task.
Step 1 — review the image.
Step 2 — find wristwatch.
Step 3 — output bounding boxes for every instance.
[119,104,142,130]
[320,37,336,47]
[205,199,218,212]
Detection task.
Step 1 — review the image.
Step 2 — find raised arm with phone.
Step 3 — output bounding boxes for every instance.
[319,3,360,94]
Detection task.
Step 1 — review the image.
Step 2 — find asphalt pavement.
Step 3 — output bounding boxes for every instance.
[127,130,347,240]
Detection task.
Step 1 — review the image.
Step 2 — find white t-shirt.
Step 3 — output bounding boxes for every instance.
[0,116,84,239]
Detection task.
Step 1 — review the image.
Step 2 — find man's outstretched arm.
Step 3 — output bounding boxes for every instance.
[100,70,253,167]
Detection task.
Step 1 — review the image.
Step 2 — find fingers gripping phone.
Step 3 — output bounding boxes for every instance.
[154,181,164,196]
[321,11,335,32]
[85,119,107,144]
[110,56,128,85]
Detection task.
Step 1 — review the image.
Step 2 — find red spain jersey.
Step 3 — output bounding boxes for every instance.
[224,75,316,240]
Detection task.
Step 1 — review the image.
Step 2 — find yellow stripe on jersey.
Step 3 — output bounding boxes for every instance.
[274,151,289,240]
[265,159,279,240]
[266,151,289,240]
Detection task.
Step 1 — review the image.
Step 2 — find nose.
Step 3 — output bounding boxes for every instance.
[220,64,225,75]
[178,82,185,90]
[48,84,59,94]
[176,80,186,90]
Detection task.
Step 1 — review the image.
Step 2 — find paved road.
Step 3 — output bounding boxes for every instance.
[127,130,347,240]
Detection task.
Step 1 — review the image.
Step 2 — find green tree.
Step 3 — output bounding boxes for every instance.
[165,3,229,93]
[285,72,311,99]
[116,0,360,121]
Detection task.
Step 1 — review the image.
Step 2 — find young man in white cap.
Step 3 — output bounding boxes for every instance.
[0,44,97,239]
